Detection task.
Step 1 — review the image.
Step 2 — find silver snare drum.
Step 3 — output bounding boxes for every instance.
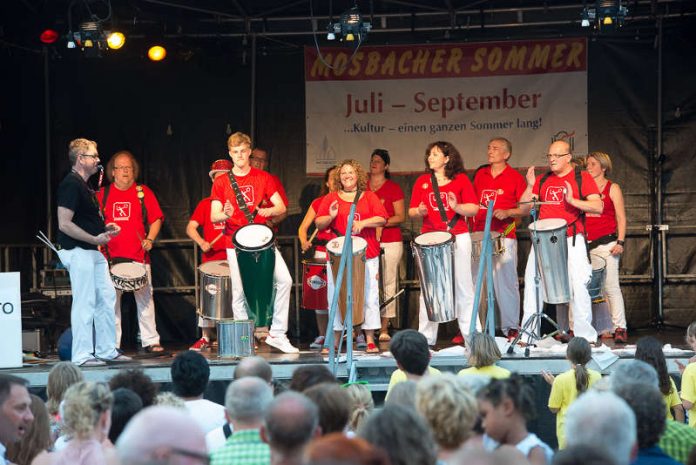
[470,231,505,259]
[110,261,148,291]
[217,319,255,358]
[198,260,233,320]
[411,231,456,323]
[529,218,570,304]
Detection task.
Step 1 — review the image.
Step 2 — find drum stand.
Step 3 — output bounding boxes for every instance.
[508,201,566,356]
[470,199,497,337]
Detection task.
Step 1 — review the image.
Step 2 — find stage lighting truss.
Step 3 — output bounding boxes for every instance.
[580,0,628,29]
[326,5,372,43]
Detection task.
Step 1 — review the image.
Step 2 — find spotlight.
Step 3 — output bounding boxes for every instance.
[40,29,60,44]
[106,31,126,49]
[327,32,336,40]
[148,45,167,62]
[326,4,372,43]
[602,16,613,25]
[580,0,627,29]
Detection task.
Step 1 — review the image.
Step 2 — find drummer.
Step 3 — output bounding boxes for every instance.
[210,132,299,354]
[408,141,480,347]
[471,138,528,341]
[585,151,628,343]
[518,140,602,344]
[315,159,388,354]
[185,159,234,351]
[367,149,405,342]
[298,165,338,350]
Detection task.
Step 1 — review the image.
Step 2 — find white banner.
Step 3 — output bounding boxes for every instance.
[0,272,22,369]
[305,38,587,174]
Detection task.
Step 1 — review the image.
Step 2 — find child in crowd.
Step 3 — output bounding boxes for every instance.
[679,321,696,427]
[478,375,554,465]
[458,332,511,379]
[542,337,601,449]
[385,330,440,399]
[635,336,685,422]
[344,382,374,433]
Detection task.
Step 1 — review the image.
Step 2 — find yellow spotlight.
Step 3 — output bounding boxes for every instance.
[107,32,126,49]
[603,16,613,25]
[148,45,167,61]
[345,33,355,41]
[84,39,94,48]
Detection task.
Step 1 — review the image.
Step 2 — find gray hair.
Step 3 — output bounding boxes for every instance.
[68,138,96,166]
[225,376,273,422]
[263,391,318,454]
[609,360,659,390]
[565,390,636,465]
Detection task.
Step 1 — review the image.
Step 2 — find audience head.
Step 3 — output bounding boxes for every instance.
[343,382,374,432]
[288,365,337,392]
[565,390,636,465]
[385,380,417,408]
[234,356,273,383]
[46,361,84,416]
[566,337,592,394]
[303,382,351,435]
[359,404,437,465]
[609,360,659,390]
[109,368,159,407]
[225,376,273,426]
[262,391,319,457]
[416,373,478,451]
[390,329,431,376]
[171,351,210,399]
[0,374,33,447]
[687,321,696,349]
[61,381,113,440]
[304,433,391,465]
[552,444,618,465]
[109,387,143,444]
[634,336,673,396]
[477,374,537,443]
[467,332,502,368]
[614,382,666,449]
[5,394,51,465]
[117,406,207,465]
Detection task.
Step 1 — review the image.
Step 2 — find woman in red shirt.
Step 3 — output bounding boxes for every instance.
[368,149,405,342]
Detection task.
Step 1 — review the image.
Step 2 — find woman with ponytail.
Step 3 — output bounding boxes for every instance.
[541,337,601,449]
[344,382,374,434]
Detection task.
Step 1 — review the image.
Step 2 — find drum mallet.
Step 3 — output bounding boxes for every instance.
[209,232,225,247]
[379,289,405,310]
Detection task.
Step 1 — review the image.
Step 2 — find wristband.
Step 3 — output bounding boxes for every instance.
[616,240,625,246]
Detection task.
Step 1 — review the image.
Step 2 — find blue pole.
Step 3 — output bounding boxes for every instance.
[470,199,495,336]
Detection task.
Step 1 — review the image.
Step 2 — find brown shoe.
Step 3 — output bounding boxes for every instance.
[614,328,628,344]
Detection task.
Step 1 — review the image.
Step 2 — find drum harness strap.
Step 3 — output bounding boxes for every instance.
[228,172,257,224]
[430,173,460,231]
[100,183,150,264]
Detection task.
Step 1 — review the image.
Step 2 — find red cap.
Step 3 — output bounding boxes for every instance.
[209,159,233,180]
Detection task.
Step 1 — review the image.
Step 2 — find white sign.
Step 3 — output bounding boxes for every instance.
[0,272,22,368]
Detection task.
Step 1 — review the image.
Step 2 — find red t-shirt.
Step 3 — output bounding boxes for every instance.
[311,196,336,254]
[472,164,527,238]
[585,180,617,241]
[317,191,388,259]
[409,173,478,235]
[190,197,232,262]
[210,168,279,243]
[369,179,404,243]
[257,173,289,231]
[532,170,600,236]
[97,184,165,263]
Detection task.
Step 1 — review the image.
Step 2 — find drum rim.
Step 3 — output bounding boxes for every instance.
[469,231,502,240]
[302,259,328,265]
[529,218,568,231]
[413,230,455,246]
[233,224,276,251]
[198,260,230,275]
[215,318,255,323]
[326,235,368,255]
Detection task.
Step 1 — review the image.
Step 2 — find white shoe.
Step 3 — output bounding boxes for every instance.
[310,336,325,350]
[356,333,367,349]
[265,334,300,354]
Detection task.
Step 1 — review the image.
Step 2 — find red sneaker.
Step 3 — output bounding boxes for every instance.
[614,328,628,344]
[451,332,465,345]
[506,329,520,341]
[189,337,210,351]
[554,330,574,343]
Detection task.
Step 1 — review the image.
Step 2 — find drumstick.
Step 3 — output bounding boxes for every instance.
[209,232,225,247]
[308,228,318,243]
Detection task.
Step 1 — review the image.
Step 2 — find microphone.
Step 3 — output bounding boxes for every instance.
[97,164,104,189]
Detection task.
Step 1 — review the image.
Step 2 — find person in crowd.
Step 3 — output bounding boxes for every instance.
[415,373,478,461]
[154,392,186,409]
[541,337,601,448]
[116,406,207,465]
[635,336,684,422]
[367,149,405,342]
[298,166,338,350]
[385,329,441,399]
[288,365,337,392]
[0,375,34,464]
[6,394,50,465]
[97,149,165,352]
[187,158,234,351]
[315,159,388,354]
[343,382,374,433]
[171,351,226,434]
[107,388,142,445]
[584,151,628,343]
[478,375,554,465]
[303,433,391,465]
[56,138,127,366]
[108,368,159,408]
[384,380,417,408]
[519,140,602,344]
[210,377,274,465]
[303,383,351,436]
[552,444,619,465]
[564,390,636,465]
[408,141,480,347]
[260,391,320,465]
[250,147,289,230]
[679,322,696,429]
[458,331,511,379]
[45,362,83,441]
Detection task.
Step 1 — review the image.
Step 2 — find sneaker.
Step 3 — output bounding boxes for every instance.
[356,333,367,349]
[506,329,520,342]
[614,328,628,344]
[265,334,300,354]
[599,332,614,340]
[553,330,574,344]
[109,353,133,362]
[378,332,391,342]
[190,337,210,351]
[79,358,106,367]
[451,332,465,345]
[310,336,325,350]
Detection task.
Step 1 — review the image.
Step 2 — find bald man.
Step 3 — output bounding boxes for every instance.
[261,392,320,465]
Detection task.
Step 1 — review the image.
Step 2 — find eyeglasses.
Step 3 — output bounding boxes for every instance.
[169,447,210,465]
[114,166,133,171]
[80,153,99,159]
[545,153,570,160]
[250,155,267,162]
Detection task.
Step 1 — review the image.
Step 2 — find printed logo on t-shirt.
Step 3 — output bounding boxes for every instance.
[543,186,565,204]
[479,189,498,209]
[213,222,225,230]
[428,192,450,210]
[240,186,255,206]
[113,202,131,220]
[352,213,362,222]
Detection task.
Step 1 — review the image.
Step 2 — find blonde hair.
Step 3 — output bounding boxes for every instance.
[415,374,478,449]
[587,151,613,176]
[227,132,252,150]
[154,391,186,409]
[46,362,84,416]
[68,138,97,165]
[106,150,141,182]
[468,332,502,368]
[61,381,113,439]
[344,383,374,432]
[333,159,368,192]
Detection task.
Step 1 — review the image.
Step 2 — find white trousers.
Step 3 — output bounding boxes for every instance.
[522,235,597,342]
[57,248,119,365]
[226,247,291,337]
[114,264,160,348]
[327,257,381,331]
[380,241,403,319]
[418,233,481,346]
[591,241,627,330]
[471,238,520,333]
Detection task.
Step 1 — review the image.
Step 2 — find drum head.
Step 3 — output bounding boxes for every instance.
[529,218,568,232]
[111,262,146,278]
[199,260,230,276]
[414,231,453,246]
[233,224,274,250]
[326,236,368,256]
[590,254,606,271]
